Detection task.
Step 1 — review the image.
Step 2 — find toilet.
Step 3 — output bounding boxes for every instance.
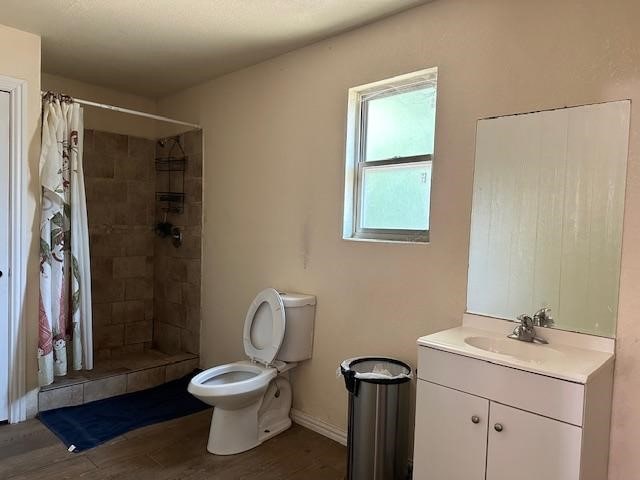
[188,287,316,455]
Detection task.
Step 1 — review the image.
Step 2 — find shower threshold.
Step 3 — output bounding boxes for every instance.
[38,349,199,412]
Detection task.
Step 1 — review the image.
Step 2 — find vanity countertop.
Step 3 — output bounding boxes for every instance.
[417,315,614,384]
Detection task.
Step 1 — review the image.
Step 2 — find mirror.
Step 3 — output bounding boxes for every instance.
[467,101,630,337]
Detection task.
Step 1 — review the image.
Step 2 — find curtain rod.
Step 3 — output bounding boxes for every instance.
[41,91,201,129]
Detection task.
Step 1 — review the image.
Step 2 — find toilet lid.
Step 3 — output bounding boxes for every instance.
[243,288,286,366]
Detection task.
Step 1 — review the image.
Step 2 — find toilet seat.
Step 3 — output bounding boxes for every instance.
[188,288,287,403]
[243,288,286,366]
[188,361,277,399]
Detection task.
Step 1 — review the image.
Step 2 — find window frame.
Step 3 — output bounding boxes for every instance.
[343,67,438,243]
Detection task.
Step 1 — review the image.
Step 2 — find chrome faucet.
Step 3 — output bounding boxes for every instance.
[508,308,552,344]
[532,307,554,328]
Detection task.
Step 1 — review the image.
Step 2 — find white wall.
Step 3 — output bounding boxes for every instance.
[0,24,41,416]
[161,0,640,477]
[41,73,159,138]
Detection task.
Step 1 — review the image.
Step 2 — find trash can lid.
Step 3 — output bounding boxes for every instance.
[339,356,412,385]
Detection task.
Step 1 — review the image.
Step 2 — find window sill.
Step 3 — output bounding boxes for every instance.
[342,235,430,245]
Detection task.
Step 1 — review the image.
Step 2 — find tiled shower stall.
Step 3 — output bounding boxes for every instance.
[153,132,203,354]
[38,128,203,411]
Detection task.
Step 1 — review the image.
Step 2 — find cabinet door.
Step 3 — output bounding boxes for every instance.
[413,380,489,480]
[487,402,582,480]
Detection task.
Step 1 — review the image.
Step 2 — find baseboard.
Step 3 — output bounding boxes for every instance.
[291,409,415,472]
[290,409,347,446]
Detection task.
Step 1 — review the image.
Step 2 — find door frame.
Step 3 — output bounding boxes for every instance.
[0,74,28,423]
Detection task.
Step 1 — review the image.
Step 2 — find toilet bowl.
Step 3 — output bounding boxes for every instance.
[188,360,289,455]
[189,361,277,409]
[188,288,316,455]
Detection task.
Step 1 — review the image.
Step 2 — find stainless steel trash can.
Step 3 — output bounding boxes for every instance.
[340,357,412,480]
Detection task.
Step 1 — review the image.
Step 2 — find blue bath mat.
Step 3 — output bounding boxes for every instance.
[38,370,208,452]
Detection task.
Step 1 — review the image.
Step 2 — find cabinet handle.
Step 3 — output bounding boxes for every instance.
[494,423,504,432]
[471,415,480,424]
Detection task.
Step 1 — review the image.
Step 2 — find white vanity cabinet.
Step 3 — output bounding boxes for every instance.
[413,339,614,480]
[485,402,581,480]
[414,381,488,480]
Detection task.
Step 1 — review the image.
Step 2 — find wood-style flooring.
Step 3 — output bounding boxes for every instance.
[0,409,346,479]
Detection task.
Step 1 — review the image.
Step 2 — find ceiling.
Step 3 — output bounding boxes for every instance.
[1,0,429,98]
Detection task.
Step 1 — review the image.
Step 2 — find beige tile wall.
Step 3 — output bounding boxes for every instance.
[84,130,156,359]
[153,129,202,354]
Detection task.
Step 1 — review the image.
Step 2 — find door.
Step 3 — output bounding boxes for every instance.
[0,90,9,422]
[413,380,489,480]
[486,402,582,480]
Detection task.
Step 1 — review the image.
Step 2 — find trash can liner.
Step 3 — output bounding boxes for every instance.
[339,357,412,396]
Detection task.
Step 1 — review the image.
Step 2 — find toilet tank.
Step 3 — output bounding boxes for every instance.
[277,292,316,362]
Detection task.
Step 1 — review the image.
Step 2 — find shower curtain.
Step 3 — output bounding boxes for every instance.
[38,95,93,387]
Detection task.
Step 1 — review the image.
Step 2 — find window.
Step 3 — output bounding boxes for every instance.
[343,68,437,243]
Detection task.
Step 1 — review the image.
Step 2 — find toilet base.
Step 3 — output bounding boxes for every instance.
[207,376,293,455]
[207,401,262,455]
[259,417,292,443]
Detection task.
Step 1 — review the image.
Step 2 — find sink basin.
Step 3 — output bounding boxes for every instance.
[464,336,565,364]
[418,320,615,383]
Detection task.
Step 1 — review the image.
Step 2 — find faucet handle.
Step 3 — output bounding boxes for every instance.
[533,307,553,327]
[516,314,534,328]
